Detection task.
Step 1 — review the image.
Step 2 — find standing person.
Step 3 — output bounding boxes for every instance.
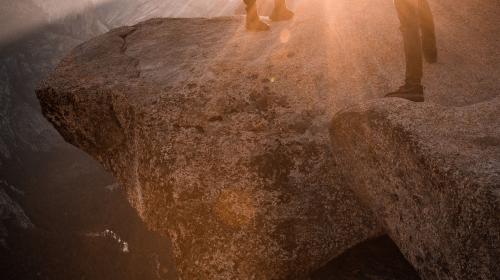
[385,0,438,102]
[244,0,294,31]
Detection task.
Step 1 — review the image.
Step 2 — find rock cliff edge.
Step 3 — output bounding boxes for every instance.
[37,0,500,279]
[36,14,382,280]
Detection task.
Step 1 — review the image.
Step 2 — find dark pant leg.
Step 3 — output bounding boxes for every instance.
[244,0,257,8]
[418,0,436,46]
[394,0,423,86]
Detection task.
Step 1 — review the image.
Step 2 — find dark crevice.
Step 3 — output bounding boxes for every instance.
[117,27,141,78]
[118,27,137,53]
[311,235,421,280]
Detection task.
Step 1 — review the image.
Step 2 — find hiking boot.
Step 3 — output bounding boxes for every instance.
[385,84,425,102]
[270,0,294,22]
[422,35,438,63]
[246,5,270,31]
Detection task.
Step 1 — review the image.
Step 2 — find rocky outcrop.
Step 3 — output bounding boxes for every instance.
[36,0,500,278]
[36,14,383,279]
[329,98,500,279]
[0,0,245,167]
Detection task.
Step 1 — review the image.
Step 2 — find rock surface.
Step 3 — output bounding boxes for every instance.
[36,11,384,280]
[36,0,500,278]
[330,97,500,279]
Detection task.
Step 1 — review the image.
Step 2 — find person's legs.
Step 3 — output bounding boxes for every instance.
[395,0,423,87]
[243,0,294,31]
[270,0,294,22]
[244,0,270,31]
[385,0,424,102]
[418,0,438,63]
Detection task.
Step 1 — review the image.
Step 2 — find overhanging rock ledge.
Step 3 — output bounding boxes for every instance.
[36,17,382,279]
[330,97,500,280]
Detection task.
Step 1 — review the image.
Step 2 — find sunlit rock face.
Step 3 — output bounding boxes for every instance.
[36,13,383,279]
[326,1,500,278]
[330,98,500,280]
[36,0,500,278]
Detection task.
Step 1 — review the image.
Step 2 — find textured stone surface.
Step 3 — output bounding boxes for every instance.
[35,0,500,278]
[330,97,500,280]
[36,14,383,279]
